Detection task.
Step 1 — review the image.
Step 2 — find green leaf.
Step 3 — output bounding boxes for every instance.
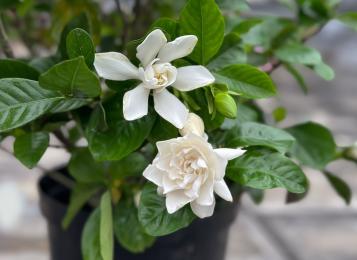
[66,28,95,67]
[113,199,155,253]
[336,12,357,31]
[150,18,178,39]
[148,117,178,144]
[0,59,39,80]
[39,56,101,98]
[221,103,262,130]
[0,0,20,9]
[207,33,247,71]
[232,19,263,35]
[216,0,249,12]
[86,94,155,161]
[29,56,60,73]
[227,150,307,193]
[68,148,107,184]
[286,122,336,169]
[214,64,277,99]
[226,122,295,153]
[13,132,49,168]
[0,79,87,133]
[275,43,322,65]
[283,63,308,94]
[179,0,225,64]
[100,191,113,260]
[109,153,148,179]
[324,171,352,204]
[272,107,287,123]
[81,208,102,260]
[62,183,100,229]
[138,183,196,236]
[312,61,335,81]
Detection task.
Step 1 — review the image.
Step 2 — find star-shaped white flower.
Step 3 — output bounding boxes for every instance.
[94,29,215,128]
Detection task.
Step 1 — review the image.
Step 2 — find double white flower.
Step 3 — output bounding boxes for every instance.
[94,29,215,128]
[143,114,245,218]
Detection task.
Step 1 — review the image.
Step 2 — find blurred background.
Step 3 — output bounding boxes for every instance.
[0,0,357,259]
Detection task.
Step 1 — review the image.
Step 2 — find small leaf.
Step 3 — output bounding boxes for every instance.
[62,183,100,229]
[324,171,352,204]
[273,107,287,123]
[286,122,337,170]
[312,61,335,81]
[39,56,101,98]
[13,132,49,169]
[275,43,322,65]
[138,183,196,236]
[214,64,277,99]
[0,59,39,80]
[227,150,307,193]
[113,199,155,253]
[81,208,102,260]
[179,0,225,64]
[284,63,308,94]
[100,191,113,260]
[226,122,295,153]
[337,12,357,31]
[66,28,95,67]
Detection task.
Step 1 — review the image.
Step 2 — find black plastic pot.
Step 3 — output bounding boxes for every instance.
[39,174,239,260]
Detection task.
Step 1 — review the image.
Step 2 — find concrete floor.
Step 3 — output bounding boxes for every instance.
[1,1,357,260]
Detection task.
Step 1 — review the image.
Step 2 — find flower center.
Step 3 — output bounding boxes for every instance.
[139,59,177,90]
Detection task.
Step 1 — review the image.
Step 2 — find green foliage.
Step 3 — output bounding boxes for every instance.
[138,183,196,236]
[113,199,155,253]
[283,63,308,94]
[272,107,287,123]
[66,28,95,67]
[0,0,21,9]
[214,92,237,119]
[179,0,225,64]
[287,122,337,169]
[225,122,295,153]
[275,43,322,65]
[39,57,101,98]
[214,64,277,98]
[0,59,39,80]
[324,171,352,204]
[227,149,308,193]
[150,18,178,39]
[336,12,357,31]
[13,132,49,168]
[81,208,102,260]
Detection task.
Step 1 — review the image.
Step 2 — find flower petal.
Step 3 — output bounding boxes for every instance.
[214,180,233,202]
[162,175,179,194]
[214,148,246,160]
[94,52,138,80]
[190,199,216,218]
[123,84,150,120]
[196,180,214,206]
[136,29,167,67]
[172,66,215,91]
[153,89,188,128]
[157,35,198,63]
[166,191,192,214]
[143,164,164,187]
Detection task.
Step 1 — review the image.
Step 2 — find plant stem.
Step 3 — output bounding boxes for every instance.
[53,129,73,151]
[0,12,14,58]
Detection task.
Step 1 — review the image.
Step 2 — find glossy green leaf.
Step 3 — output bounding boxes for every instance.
[286,122,336,169]
[179,0,225,64]
[150,18,178,39]
[39,56,101,98]
[114,199,155,253]
[138,183,196,236]
[214,64,277,99]
[13,132,49,168]
[227,150,307,193]
[226,122,295,153]
[81,208,102,260]
[148,117,178,144]
[109,153,148,179]
[100,191,113,260]
[86,94,155,161]
[275,43,322,65]
[0,59,39,80]
[207,33,247,71]
[66,28,95,67]
[62,183,100,229]
[337,12,357,31]
[221,103,262,130]
[324,171,352,204]
[29,56,60,73]
[232,19,263,35]
[0,79,88,133]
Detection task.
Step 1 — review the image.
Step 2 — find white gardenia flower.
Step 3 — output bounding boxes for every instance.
[143,134,245,218]
[179,112,205,137]
[94,29,215,128]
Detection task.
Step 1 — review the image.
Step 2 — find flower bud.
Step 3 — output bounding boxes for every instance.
[214,93,237,119]
[179,113,205,137]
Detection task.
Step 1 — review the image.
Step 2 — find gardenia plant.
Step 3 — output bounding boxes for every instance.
[0,0,356,259]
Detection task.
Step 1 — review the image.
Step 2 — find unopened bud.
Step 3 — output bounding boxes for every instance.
[214,93,237,119]
[179,113,205,137]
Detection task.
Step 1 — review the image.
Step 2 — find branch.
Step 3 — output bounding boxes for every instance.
[53,129,73,151]
[0,13,13,58]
